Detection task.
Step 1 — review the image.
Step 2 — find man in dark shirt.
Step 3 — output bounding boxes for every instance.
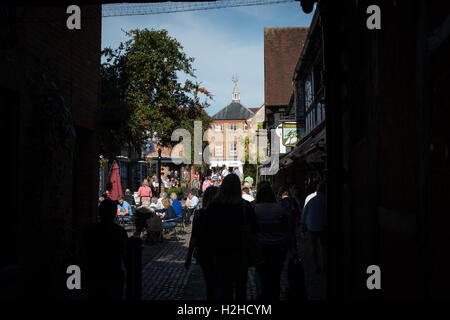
[124,188,136,206]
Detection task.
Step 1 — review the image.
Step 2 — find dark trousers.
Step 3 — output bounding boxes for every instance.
[185,208,195,225]
[212,254,248,301]
[199,255,216,300]
[256,242,288,300]
[307,231,326,272]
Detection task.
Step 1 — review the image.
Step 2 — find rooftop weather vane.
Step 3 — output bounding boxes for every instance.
[232,75,240,102]
[232,75,239,85]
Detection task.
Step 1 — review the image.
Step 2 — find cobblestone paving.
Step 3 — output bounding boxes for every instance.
[141,228,192,300]
[138,223,299,300]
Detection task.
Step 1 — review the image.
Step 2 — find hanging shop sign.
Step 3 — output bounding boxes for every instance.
[282,122,304,147]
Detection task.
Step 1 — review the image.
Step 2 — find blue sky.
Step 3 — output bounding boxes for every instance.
[102,2,314,116]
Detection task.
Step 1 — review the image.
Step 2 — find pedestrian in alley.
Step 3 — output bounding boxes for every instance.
[204,174,259,301]
[184,185,220,300]
[202,176,212,194]
[254,183,294,301]
[242,187,255,204]
[83,199,128,300]
[191,175,201,197]
[300,181,327,274]
[184,191,199,225]
[278,186,300,253]
[137,179,152,204]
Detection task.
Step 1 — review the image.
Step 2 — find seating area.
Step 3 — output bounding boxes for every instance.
[135,210,191,244]
[116,200,199,246]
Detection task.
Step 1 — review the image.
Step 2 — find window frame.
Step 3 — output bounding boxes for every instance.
[229,142,237,156]
[215,123,223,132]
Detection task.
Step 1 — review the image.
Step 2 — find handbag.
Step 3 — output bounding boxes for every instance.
[240,202,264,267]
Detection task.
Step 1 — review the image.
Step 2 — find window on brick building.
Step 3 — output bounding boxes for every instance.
[230,143,237,156]
[215,124,223,132]
[215,143,223,157]
[230,123,237,131]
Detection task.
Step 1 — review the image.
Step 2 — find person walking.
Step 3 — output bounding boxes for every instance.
[254,183,294,300]
[300,182,327,274]
[242,187,255,203]
[185,185,220,300]
[278,186,300,253]
[137,179,152,204]
[202,176,212,193]
[204,174,258,300]
[184,192,199,225]
[191,176,201,197]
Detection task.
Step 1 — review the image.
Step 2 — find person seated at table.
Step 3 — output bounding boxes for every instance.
[102,190,110,200]
[150,197,159,211]
[124,188,136,207]
[170,192,183,220]
[156,192,168,211]
[117,195,132,223]
[98,196,105,206]
[133,199,153,237]
[158,198,178,234]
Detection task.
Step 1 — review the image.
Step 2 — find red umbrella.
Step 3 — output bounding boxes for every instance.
[109,162,123,201]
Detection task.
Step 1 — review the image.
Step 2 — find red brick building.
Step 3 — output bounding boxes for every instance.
[262,27,308,185]
[208,81,255,174]
[0,5,101,298]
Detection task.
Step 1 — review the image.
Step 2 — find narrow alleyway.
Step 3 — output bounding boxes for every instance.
[133,221,325,300]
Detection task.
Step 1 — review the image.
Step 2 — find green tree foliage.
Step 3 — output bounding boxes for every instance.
[99,28,213,157]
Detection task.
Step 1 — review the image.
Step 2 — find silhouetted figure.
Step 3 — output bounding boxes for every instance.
[204,174,258,300]
[133,199,153,238]
[84,199,128,299]
[278,186,300,253]
[185,185,220,300]
[254,183,293,300]
[300,181,327,273]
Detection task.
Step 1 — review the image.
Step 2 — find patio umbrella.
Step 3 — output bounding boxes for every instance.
[109,162,123,201]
